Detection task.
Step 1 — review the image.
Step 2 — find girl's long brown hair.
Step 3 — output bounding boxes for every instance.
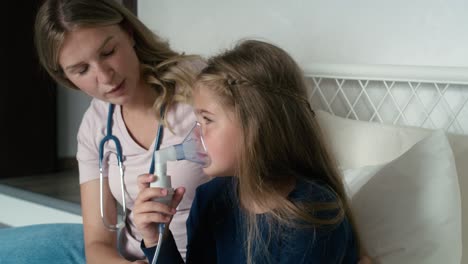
[196,40,362,263]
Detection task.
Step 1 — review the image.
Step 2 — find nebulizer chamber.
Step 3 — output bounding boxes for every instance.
[149,123,209,264]
[151,122,210,194]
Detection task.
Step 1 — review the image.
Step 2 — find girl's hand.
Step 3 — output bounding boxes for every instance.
[133,174,186,248]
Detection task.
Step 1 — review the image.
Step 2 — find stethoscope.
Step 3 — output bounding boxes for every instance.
[99,103,164,231]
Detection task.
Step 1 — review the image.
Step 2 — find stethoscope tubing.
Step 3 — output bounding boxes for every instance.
[98,103,164,231]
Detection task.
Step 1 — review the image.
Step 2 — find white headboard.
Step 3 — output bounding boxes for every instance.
[305,64,468,135]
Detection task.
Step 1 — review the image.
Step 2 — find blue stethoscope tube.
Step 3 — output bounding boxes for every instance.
[99,103,163,231]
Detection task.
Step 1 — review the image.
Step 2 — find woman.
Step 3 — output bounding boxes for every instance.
[1,0,207,263]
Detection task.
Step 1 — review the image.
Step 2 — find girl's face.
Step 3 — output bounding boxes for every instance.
[193,86,242,177]
[59,25,141,105]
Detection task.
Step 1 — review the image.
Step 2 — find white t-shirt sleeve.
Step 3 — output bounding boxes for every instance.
[77,99,107,184]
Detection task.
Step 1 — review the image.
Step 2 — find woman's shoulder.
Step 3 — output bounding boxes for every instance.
[78,99,109,134]
[81,99,109,123]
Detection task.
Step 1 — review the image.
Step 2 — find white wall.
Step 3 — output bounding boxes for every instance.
[57,87,91,158]
[57,0,468,157]
[139,0,468,68]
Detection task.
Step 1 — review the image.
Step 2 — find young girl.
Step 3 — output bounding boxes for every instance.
[134,40,362,263]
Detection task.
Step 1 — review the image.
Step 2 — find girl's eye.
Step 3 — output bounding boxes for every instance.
[77,65,89,75]
[202,116,212,124]
[102,48,115,57]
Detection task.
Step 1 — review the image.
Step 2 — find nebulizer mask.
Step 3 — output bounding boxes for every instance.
[150,122,210,264]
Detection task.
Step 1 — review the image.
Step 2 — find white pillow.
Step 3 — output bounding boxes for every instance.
[343,131,462,263]
[316,110,468,262]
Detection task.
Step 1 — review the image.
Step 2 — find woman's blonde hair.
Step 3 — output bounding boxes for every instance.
[34,0,198,123]
[196,40,361,263]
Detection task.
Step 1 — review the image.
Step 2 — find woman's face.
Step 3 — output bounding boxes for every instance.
[59,25,141,105]
[193,86,242,177]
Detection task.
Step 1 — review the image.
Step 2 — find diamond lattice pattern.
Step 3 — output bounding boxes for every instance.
[307,77,468,135]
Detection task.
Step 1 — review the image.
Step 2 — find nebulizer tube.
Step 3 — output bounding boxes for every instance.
[150,123,210,264]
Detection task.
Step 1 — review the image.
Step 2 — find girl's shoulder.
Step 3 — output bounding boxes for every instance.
[189,177,235,219]
[195,177,234,201]
[289,178,346,225]
[287,179,358,262]
[290,178,339,204]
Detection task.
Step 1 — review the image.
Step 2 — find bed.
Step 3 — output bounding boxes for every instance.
[305,64,468,264]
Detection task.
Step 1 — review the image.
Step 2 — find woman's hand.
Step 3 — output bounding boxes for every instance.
[133,174,186,248]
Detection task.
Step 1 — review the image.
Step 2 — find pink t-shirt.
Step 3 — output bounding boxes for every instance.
[77,99,209,260]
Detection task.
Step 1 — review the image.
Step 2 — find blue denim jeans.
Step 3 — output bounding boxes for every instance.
[0,223,85,264]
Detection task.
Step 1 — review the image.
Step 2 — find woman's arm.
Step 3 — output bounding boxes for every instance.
[76,101,149,263]
[81,179,146,264]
